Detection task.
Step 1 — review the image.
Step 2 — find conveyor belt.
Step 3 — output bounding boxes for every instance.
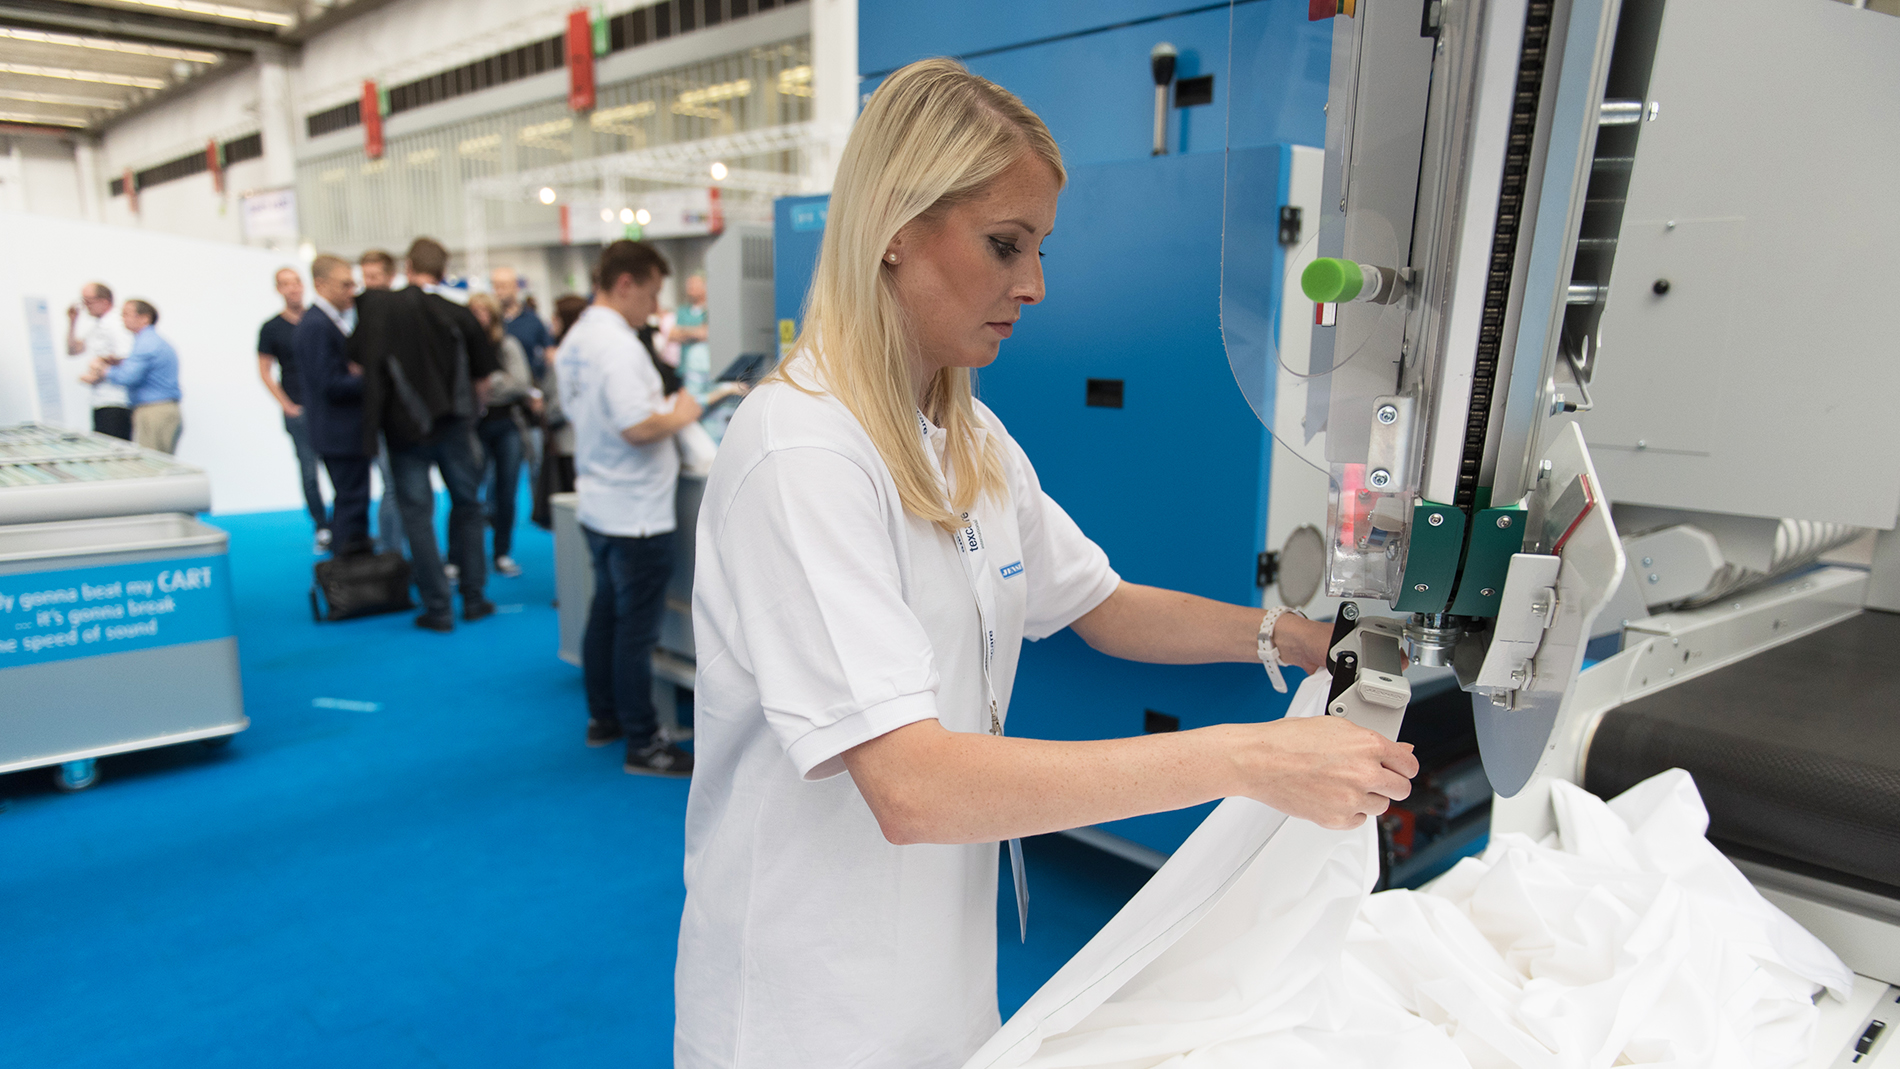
[1584,610,1900,894]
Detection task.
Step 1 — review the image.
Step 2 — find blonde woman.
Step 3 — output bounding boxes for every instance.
[468,292,539,577]
[678,59,1419,1067]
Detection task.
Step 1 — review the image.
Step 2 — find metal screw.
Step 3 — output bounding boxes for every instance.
[1648,573,1660,583]
[1652,279,1671,296]
[1641,557,1653,567]
[1428,513,1444,526]
[1341,602,1359,621]
[1647,100,1661,121]
[1480,587,1496,597]
[1496,515,1512,529]
[1538,460,1553,480]
[1636,439,1648,450]
[1376,404,1399,425]
[1665,219,1677,230]
[1368,469,1392,489]
[1414,584,1429,592]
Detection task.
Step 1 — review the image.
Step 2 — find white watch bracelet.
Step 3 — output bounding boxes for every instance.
[1258,606,1301,694]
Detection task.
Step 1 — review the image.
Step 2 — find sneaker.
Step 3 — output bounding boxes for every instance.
[586,719,624,747]
[443,563,460,582]
[414,611,454,633]
[624,737,693,777]
[314,528,332,554]
[462,598,497,622]
[494,555,522,578]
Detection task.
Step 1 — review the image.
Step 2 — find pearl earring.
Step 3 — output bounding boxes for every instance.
[885,252,898,264]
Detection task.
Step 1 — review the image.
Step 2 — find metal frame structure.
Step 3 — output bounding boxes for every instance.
[460,119,817,277]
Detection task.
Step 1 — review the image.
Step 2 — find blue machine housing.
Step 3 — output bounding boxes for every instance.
[771,1,1329,854]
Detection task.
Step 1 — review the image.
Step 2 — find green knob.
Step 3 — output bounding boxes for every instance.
[1302,257,1364,303]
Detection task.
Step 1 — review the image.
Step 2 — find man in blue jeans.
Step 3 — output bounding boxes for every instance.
[556,240,701,776]
[351,237,500,631]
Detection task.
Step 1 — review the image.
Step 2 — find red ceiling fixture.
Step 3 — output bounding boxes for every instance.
[206,139,224,194]
[362,80,384,160]
[566,9,596,112]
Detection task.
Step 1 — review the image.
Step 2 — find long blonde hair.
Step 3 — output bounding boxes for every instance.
[773,58,1065,532]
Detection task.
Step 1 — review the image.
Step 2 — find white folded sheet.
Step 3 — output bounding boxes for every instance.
[966,673,1853,1069]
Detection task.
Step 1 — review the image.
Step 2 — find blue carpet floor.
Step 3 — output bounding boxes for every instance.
[0,501,1153,1067]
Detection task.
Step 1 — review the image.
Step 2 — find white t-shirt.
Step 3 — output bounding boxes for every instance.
[555,304,679,537]
[676,370,1122,1068]
[75,311,133,408]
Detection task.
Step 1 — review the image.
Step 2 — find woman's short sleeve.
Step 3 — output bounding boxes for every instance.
[714,447,942,780]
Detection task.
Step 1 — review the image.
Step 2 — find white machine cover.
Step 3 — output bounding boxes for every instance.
[965,674,1853,1069]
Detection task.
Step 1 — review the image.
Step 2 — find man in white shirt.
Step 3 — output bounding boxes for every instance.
[65,282,134,440]
[555,240,701,775]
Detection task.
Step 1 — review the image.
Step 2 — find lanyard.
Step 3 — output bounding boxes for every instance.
[922,413,1030,942]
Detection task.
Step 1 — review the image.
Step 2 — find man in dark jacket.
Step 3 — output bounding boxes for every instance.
[349,237,499,632]
[296,255,372,555]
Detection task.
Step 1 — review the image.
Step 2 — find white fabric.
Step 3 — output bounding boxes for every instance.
[677,372,1121,1069]
[555,304,679,537]
[970,675,1852,1069]
[76,311,133,408]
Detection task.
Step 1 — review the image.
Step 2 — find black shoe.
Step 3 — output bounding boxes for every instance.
[585,719,624,748]
[462,598,496,622]
[624,737,693,777]
[414,611,454,633]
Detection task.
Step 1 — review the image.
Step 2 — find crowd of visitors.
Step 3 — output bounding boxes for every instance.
[241,236,744,774]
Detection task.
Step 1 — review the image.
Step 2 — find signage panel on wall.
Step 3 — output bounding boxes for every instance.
[240,188,299,242]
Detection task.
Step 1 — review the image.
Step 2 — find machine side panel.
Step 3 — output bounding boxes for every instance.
[1580,0,1900,528]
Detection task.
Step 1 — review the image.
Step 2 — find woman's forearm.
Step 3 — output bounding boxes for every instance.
[841,714,1415,845]
[1069,582,1331,671]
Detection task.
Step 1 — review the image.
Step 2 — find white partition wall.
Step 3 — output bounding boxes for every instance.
[0,210,306,515]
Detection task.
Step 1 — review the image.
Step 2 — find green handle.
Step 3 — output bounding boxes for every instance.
[1302,257,1364,303]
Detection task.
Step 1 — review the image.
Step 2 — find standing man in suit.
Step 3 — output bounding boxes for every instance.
[351,237,499,632]
[296,256,371,555]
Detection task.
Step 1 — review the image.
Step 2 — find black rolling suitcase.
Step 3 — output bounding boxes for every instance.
[310,551,415,621]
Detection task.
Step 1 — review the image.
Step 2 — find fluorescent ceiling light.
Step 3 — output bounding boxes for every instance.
[0,89,126,110]
[104,0,295,27]
[0,110,89,127]
[0,63,166,89]
[0,26,220,64]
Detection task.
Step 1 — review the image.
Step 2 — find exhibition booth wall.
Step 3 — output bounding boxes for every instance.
[0,210,306,514]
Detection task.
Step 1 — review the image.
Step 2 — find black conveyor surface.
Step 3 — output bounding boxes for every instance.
[1585,610,1900,893]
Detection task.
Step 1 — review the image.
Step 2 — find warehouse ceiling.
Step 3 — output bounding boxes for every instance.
[0,0,384,133]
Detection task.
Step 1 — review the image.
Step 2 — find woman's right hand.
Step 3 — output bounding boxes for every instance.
[1219,716,1419,830]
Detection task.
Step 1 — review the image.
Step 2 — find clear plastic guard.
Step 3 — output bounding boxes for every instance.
[1325,463,1410,601]
[1223,6,1406,482]
[1219,3,1409,525]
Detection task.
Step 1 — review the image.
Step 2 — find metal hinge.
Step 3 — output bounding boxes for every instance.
[1278,205,1302,246]
[1257,550,1280,588]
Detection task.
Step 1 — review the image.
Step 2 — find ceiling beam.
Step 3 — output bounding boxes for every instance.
[0,0,278,53]
[284,0,400,44]
[91,49,250,134]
